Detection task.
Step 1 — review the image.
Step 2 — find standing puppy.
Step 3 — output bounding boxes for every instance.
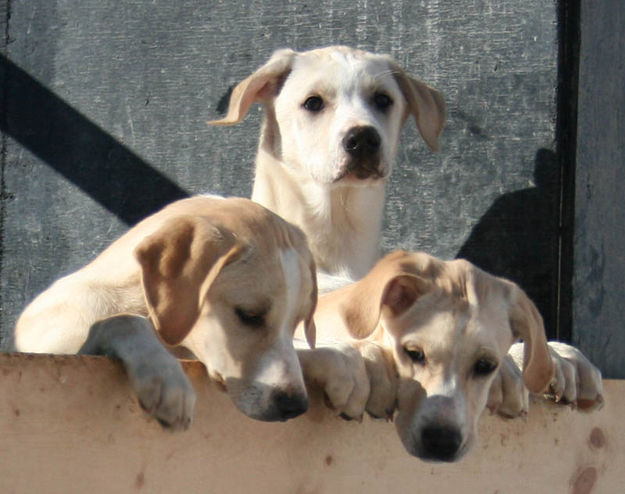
[210,46,445,285]
[14,197,317,428]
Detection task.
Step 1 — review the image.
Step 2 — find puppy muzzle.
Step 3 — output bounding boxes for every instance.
[340,125,385,180]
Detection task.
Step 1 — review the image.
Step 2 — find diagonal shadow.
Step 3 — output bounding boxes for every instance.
[0,55,190,226]
[456,149,563,340]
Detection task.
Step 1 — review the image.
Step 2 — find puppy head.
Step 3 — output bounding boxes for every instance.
[209,46,445,186]
[338,250,553,462]
[135,199,317,422]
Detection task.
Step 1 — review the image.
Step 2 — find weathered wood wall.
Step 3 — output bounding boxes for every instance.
[1,353,622,494]
[0,0,561,341]
[1,1,624,377]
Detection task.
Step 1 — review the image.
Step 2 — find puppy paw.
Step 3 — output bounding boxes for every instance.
[128,352,196,431]
[297,343,370,421]
[351,341,397,420]
[544,342,604,410]
[487,354,529,418]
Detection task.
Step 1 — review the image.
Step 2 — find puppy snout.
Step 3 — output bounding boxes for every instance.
[342,126,382,179]
[272,390,309,421]
[343,126,381,159]
[343,126,382,158]
[420,424,463,462]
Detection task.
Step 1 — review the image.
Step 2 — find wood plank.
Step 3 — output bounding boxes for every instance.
[0,354,621,493]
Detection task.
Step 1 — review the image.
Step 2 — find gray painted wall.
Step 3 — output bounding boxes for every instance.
[573,0,625,378]
[0,2,576,363]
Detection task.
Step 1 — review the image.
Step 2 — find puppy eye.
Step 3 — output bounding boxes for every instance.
[302,96,324,112]
[235,307,266,328]
[404,346,426,365]
[473,358,498,377]
[373,92,393,111]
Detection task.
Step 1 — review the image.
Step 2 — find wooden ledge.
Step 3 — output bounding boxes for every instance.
[0,353,622,493]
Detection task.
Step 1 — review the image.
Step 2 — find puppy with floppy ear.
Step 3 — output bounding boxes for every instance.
[210,46,446,284]
[311,250,602,462]
[14,196,318,428]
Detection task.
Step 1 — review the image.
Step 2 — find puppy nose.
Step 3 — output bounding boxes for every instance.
[343,126,381,159]
[273,391,308,421]
[420,424,463,462]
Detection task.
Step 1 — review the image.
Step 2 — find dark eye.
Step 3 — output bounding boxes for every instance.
[302,96,324,112]
[473,358,498,377]
[404,347,426,365]
[373,92,393,111]
[235,307,266,328]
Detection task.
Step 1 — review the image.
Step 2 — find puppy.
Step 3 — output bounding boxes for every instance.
[210,45,445,285]
[308,251,603,461]
[211,46,603,421]
[13,196,317,429]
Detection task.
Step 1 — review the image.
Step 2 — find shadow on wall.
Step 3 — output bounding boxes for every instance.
[0,55,190,226]
[456,149,563,340]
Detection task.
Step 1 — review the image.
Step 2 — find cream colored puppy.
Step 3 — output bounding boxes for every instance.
[13,197,318,429]
[308,251,603,462]
[210,45,445,285]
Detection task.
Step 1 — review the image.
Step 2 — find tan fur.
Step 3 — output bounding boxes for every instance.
[14,196,317,426]
[312,251,556,461]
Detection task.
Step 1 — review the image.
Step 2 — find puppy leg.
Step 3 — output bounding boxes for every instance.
[487,355,529,418]
[352,341,397,421]
[507,341,604,410]
[296,341,370,421]
[79,314,196,431]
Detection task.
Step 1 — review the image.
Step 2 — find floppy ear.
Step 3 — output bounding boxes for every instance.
[303,257,318,349]
[208,48,296,126]
[389,60,446,152]
[134,216,241,346]
[339,254,431,339]
[507,283,554,393]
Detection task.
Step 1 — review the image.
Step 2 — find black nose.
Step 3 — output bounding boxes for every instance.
[343,126,381,159]
[420,424,463,462]
[273,391,308,421]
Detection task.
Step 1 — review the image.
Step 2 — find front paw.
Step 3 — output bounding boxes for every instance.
[128,352,197,431]
[487,353,529,418]
[297,343,370,421]
[352,341,397,420]
[544,342,604,410]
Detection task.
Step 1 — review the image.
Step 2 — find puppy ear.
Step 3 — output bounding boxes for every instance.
[389,61,446,152]
[304,257,318,349]
[340,252,431,339]
[134,216,241,346]
[208,48,296,126]
[507,283,554,393]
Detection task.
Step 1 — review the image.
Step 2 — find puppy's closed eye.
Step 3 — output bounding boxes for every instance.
[235,307,267,328]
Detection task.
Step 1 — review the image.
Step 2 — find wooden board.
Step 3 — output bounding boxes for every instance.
[0,353,621,494]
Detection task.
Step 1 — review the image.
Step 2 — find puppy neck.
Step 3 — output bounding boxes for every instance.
[253,117,384,280]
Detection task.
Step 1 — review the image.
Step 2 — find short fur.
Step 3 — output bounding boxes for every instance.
[308,251,604,461]
[14,196,318,428]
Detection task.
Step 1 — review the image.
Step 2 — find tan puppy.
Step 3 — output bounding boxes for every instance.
[210,45,445,286]
[308,251,603,462]
[13,196,317,429]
